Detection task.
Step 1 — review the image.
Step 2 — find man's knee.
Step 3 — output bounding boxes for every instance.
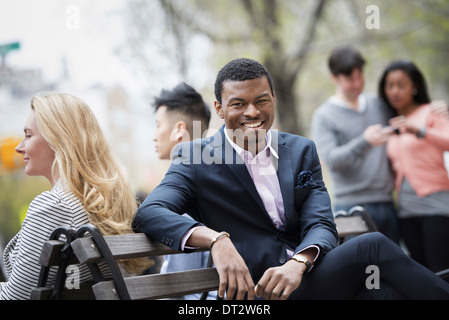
[362,231,388,242]
[347,232,392,254]
[355,232,403,262]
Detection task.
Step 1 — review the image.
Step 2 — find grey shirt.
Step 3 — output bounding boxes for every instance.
[311,94,394,206]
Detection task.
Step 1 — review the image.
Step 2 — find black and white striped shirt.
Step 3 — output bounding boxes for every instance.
[1,180,97,299]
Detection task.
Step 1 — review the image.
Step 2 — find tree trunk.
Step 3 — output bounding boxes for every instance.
[265,59,300,135]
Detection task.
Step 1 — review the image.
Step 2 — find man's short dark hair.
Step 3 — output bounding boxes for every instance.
[328,46,366,76]
[153,82,211,133]
[214,58,275,104]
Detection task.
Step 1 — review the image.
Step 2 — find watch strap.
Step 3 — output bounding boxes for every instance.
[290,254,311,273]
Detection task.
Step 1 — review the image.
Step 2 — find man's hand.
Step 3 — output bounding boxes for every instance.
[254,260,306,300]
[187,227,255,300]
[389,116,421,136]
[255,248,317,300]
[364,124,394,146]
[211,236,255,300]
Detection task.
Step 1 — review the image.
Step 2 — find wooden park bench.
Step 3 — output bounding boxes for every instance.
[334,206,378,243]
[30,206,447,299]
[30,206,377,300]
[30,224,219,300]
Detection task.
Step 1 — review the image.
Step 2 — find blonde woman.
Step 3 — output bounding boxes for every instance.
[0,93,148,299]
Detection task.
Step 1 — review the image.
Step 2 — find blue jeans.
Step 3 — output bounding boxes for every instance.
[334,202,399,243]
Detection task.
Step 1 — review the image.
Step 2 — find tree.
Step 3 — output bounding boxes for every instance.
[122,0,327,135]
[121,0,449,135]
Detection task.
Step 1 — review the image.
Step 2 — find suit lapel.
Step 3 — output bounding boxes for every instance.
[212,127,296,228]
[273,131,294,228]
[212,127,269,217]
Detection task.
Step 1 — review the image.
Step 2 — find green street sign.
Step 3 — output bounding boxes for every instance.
[0,42,20,56]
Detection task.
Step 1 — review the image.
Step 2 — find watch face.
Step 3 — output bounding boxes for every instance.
[293,255,311,272]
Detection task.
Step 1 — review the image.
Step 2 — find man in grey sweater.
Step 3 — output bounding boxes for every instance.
[311,46,399,242]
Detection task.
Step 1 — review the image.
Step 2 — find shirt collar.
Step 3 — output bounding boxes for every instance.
[224,127,279,160]
[329,93,367,112]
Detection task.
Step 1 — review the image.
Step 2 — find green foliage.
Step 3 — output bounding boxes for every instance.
[0,173,49,246]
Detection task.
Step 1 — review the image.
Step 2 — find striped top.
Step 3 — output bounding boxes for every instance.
[1,180,99,300]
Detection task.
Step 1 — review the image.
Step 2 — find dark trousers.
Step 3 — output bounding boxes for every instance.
[289,232,449,300]
[400,215,449,273]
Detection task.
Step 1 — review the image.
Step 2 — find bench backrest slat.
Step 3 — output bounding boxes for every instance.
[335,216,370,238]
[71,233,186,264]
[38,240,81,267]
[38,240,66,267]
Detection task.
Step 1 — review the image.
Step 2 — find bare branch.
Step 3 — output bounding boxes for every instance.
[289,0,327,77]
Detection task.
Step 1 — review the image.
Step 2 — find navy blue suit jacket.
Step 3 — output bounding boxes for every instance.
[135,126,338,282]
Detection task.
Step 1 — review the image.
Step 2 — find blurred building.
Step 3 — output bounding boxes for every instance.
[0,63,49,131]
[0,53,159,189]
[0,50,52,175]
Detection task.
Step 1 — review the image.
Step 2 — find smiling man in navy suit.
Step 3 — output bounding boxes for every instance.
[135,58,449,300]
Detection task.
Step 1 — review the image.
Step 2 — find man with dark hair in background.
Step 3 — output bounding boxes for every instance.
[151,82,214,299]
[153,82,211,160]
[311,46,399,242]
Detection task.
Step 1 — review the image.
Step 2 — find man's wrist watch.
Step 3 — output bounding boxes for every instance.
[290,254,311,273]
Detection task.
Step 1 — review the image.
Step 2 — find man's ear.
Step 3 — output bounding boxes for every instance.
[330,74,338,84]
[214,101,224,119]
[172,121,188,142]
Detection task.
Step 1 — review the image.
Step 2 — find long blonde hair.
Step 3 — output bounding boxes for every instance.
[31,93,150,273]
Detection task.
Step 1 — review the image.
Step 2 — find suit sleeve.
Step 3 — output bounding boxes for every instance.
[294,140,338,258]
[134,142,204,251]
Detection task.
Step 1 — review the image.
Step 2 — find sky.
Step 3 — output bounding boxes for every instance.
[0,0,219,189]
[0,0,144,93]
[0,0,181,188]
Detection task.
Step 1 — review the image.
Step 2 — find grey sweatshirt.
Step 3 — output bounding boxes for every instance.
[310,94,394,206]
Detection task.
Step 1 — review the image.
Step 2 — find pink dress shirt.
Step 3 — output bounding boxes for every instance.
[226,129,286,228]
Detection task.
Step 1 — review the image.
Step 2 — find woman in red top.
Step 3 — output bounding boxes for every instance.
[379,60,449,273]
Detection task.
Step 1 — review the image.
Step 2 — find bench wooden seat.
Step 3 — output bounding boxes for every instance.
[93,268,219,300]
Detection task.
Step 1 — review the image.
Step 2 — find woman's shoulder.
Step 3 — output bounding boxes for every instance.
[26,181,88,227]
[29,187,70,216]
